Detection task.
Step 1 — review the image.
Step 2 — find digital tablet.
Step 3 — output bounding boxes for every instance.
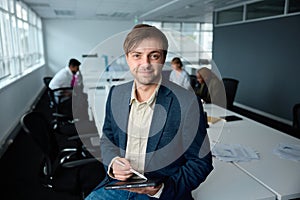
[104,178,162,190]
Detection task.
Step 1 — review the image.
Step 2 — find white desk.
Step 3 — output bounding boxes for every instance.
[86,91,277,199]
[192,158,275,200]
[82,69,133,122]
[204,104,300,200]
[82,71,133,93]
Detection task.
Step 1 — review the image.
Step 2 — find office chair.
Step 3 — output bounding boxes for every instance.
[189,74,198,90]
[43,76,74,115]
[293,103,300,130]
[222,78,239,109]
[43,76,54,108]
[20,111,105,198]
[43,76,77,135]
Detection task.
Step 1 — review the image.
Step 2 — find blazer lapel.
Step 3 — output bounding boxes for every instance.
[145,84,172,168]
[111,82,132,155]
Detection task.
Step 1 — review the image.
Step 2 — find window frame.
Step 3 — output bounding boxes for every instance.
[0,0,44,88]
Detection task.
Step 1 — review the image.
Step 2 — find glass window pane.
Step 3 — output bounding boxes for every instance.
[0,0,9,11]
[38,29,44,62]
[200,32,213,52]
[201,23,213,31]
[0,13,9,58]
[246,0,285,20]
[37,17,42,29]
[182,23,200,32]
[9,0,14,14]
[16,2,22,18]
[11,16,19,56]
[288,0,300,13]
[163,22,181,31]
[216,6,243,24]
[22,6,28,21]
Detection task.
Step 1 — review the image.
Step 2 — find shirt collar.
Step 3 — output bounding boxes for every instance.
[130,77,162,105]
[66,66,74,76]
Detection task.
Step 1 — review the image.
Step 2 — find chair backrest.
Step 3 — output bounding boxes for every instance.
[21,111,58,160]
[43,77,56,108]
[43,76,52,89]
[222,78,239,108]
[189,75,198,90]
[43,76,73,111]
[293,103,300,129]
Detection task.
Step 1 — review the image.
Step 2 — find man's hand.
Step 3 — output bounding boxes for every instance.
[112,158,133,181]
[124,184,162,196]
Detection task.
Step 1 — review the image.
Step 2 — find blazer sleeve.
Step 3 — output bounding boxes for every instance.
[159,96,213,200]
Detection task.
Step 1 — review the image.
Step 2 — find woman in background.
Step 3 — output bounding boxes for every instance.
[169,57,192,90]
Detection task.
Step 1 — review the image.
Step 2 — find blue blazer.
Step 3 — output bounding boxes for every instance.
[98,79,213,200]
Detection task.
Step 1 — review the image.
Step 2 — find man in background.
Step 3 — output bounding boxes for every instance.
[49,58,81,90]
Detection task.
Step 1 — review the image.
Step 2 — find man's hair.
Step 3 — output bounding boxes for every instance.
[123,24,168,57]
[171,57,183,68]
[69,58,81,67]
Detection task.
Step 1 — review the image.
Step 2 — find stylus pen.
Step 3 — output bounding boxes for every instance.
[115,159,148,180]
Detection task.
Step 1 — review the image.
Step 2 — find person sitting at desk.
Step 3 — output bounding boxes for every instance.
[49,58,82,101]
[194,68,210,103]
[49,58,82,89]
[85,24,212,200]
[195,67,226,107]
[169,57,192,91]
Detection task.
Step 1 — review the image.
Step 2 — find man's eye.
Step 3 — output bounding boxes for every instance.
[132,54,140,59]
[150,54,160,60]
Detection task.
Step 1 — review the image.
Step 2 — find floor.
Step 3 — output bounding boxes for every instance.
[0,91,102,200]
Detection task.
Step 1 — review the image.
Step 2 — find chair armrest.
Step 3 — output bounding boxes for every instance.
[52,113,74,121]
[62,157,100,168]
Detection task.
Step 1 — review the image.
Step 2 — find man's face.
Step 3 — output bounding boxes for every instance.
[126,38,165,86]
[70,65,79,74]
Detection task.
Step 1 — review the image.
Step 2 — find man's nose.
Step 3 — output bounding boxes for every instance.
[140,55,151,65]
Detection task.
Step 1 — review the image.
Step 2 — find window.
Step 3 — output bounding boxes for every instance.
[246,0,285,20]
[0,0,44,83]
[216,6,244,25]
[143,21,213,64]
[288,0,300,13]
[215,0,300,26]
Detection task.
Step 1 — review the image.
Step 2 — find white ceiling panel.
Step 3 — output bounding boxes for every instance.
[23,0,246,23]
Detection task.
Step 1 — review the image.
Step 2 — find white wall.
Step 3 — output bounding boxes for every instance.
[0,66,46,152]
[43,19,134,74]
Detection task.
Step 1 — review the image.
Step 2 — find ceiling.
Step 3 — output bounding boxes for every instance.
[22,0,247,23]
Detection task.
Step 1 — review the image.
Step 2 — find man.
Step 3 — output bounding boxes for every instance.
[86,24,212,200]
[49,58,81,90]
[48,58,81,115]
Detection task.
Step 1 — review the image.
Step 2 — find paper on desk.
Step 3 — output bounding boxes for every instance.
[211,143,259,162]
[273,143,300,162]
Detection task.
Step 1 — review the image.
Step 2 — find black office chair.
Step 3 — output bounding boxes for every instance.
[20,111,105,198]
[189,75,198,90]
[222,78,239,109]
[293,103,300,130]
[43,77,77,135]
[43,76,55,108]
